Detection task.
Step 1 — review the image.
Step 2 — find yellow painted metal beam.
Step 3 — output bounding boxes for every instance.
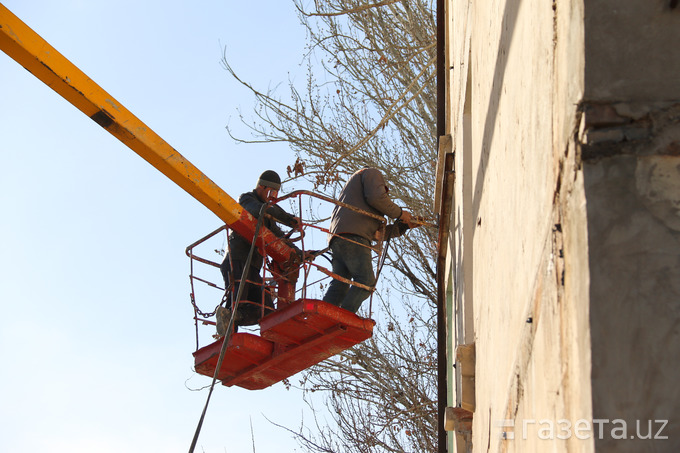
[0,4,297,264]
[0,3,242,225]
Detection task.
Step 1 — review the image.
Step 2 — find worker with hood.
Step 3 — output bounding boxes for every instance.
[323,167,418,313]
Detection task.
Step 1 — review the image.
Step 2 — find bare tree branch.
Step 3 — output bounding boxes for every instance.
[223,1,438,451]
[297,0,403,17]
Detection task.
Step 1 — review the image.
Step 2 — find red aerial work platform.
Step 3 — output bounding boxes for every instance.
[193,299,375,390]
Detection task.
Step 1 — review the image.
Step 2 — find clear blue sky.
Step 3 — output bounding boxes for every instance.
[0,1,317,451]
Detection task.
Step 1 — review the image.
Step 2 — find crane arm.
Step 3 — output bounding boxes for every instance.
[0,3,297,265]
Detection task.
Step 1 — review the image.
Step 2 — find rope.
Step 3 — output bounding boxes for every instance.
[188,203,268,453]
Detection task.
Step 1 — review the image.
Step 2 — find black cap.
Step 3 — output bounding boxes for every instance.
[257,170,281,190]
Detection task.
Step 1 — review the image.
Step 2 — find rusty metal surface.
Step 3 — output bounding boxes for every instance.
[186,191,398,385]
[193,299,375,390]
[278,189,387,222]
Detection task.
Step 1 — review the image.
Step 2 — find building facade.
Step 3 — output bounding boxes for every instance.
[438,1,680,452]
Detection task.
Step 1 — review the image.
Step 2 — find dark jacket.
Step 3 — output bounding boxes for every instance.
[329,168,403,242]
[228,190,299,270]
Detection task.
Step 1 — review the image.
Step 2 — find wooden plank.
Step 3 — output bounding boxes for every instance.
[456,342,476,412]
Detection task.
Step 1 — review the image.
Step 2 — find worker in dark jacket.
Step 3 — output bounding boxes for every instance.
[323,167,416,313]
[217,170,301,334]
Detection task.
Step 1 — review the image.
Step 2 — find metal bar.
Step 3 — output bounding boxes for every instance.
[190,275,223,290]
[185,225,228,257]
[294,275,328,296]
[277,190,387,222]
[280,187,437,226]
[314,265,374,293]
[187,255,221,269]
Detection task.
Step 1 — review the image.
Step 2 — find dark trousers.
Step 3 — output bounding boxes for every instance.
[220,258,275,325]
[322,235,376,313]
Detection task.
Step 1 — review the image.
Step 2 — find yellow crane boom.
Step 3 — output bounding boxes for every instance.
[0,3,377,396]
[0,3,297,265]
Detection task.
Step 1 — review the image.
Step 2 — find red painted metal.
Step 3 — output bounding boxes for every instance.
[232,208,301,271]
[193,299,375,390]
[193,333,275,390]
[260,298,375,347]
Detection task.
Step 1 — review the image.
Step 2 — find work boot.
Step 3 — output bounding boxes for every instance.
[215,306,242,336]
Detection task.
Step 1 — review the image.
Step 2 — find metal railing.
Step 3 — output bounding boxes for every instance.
[186,190,390,349]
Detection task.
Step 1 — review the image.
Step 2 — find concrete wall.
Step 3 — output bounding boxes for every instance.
[584,0,680,101]
[582,101,680,452]
[582,1,680,451]
[445,0,593,451]
[443,0,679,452]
